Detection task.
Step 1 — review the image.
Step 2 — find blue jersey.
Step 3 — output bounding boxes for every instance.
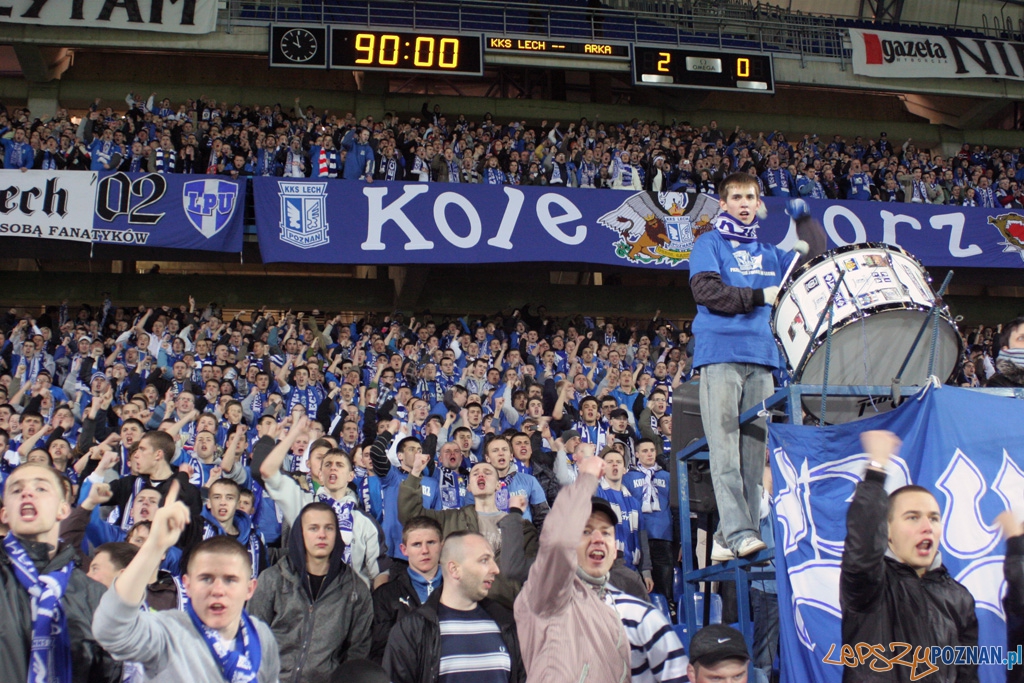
[466,470,546,521]
[760,167,794,197]
[596,481,645,571]
[380,466,409,560]
[847,172,873,200]
[689,230,794,369]
[380,466,434,560]
[623,468,673,541]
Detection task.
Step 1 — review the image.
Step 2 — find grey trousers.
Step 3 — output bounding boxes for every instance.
[698,362,772,552]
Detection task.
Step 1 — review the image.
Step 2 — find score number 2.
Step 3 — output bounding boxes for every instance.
[657,52,671,72]
[353,33,461,68]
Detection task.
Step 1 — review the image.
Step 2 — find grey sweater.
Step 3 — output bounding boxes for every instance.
[92,586,280,683]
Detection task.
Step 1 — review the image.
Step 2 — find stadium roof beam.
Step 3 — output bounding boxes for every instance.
[858,0,906,24]
[11,44,71,82]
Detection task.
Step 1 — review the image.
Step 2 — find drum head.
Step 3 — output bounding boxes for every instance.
[798,309,962,424]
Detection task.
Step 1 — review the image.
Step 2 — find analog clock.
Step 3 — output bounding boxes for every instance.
[280,28,318,63]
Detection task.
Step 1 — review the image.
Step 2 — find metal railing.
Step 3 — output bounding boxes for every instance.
[615,0,1000,40]
[223,0,850,60]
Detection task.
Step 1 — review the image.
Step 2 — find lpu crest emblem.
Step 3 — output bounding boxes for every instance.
[987,212,1024,261]
[182,179,238,239]
[278,182,329,249]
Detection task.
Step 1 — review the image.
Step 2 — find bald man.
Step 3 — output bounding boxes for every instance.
[383,531,526,683]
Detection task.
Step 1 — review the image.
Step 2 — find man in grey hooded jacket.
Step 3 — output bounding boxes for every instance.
[248,501,373,683]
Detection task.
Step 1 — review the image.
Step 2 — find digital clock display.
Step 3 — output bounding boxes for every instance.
[331,28,484,76]
[632,46,774,93]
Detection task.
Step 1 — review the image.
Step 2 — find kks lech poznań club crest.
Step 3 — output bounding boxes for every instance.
[598,191,720,266]
[988,211,1024,261]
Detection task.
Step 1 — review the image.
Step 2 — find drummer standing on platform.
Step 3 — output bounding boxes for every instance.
[689,173,824,561]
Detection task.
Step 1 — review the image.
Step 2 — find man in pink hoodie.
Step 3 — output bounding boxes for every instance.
[515,454,688,682]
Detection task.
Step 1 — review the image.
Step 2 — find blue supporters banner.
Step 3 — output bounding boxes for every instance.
[0,170,245,252]
[768,387,1024,683]
[253,178,1024,268]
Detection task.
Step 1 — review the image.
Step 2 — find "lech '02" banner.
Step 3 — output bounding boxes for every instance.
[0,170,245,252]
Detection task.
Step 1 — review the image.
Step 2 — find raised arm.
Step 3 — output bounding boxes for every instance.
[520,458,604,616]
[840,431,898,612]
[257,415,305,481]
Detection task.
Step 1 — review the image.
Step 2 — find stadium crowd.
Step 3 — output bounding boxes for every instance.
[4,93,1024,206]
[0,291,1017,682]
[0,299,716,683]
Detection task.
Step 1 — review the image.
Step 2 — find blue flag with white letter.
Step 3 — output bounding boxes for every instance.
[252,178,1024,268]
[769,386,1024,683]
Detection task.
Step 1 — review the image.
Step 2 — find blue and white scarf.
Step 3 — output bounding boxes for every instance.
[714,211,759,243]
[317,492,355,565]
[285,385,322,416]
[19,354,42,384]
[109,477,148,531]
[188,455,215,487]
[185,603,262,683]
[353,467,373,513]
[3,535,73,683]
[635,464,662,512]
[495,471,516,512]
[379,156,399,181]
[484,167,505,185]
[438,467,467,510]
[201,510,261,579]
[154,147,176,174]
[40,151,59,171]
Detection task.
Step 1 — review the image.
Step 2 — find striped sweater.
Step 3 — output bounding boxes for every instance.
[604,585,689,682]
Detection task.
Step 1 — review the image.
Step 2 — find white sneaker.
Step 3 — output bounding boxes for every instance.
[711,540,735,562]
[736,537,768,558]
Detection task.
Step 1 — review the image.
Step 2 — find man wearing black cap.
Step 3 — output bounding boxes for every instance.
[687,624,750,683]
[877,132,893,156]
[516,456,687,683]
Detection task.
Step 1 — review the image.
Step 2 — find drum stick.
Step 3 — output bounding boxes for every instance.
[780,239,809,285]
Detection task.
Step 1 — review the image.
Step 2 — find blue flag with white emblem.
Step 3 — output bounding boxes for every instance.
[182,178,241,240]
[769,386,1024,683]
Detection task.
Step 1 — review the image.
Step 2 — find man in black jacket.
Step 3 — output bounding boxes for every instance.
[840,430,978,682]
[0,463,121,682]
[248,502,373,682]
[370,516,443,662]
[998,510,1024,683]
[382,531,526,683]
[987,317,1024,388]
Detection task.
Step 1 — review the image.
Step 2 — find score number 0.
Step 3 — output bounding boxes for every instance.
[655,52,751,77]
[354,33,461,68]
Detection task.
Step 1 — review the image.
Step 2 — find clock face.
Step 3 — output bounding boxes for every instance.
[280,28,318,63]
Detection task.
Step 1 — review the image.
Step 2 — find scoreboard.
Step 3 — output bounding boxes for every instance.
[632,45,774,93]
[269,24,775,93]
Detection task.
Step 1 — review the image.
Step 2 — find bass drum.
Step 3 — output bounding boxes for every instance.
[772,243,961,424]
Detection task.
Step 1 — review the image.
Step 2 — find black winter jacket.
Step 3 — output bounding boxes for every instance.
[0,538,121,683]
[370,562,428,663]
[1005,535,1024,683]
[987,358,1024,389]
[382,590,526,683]
[840,469,978,682]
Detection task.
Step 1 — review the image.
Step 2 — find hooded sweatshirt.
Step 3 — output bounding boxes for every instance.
[247,504,374,683]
